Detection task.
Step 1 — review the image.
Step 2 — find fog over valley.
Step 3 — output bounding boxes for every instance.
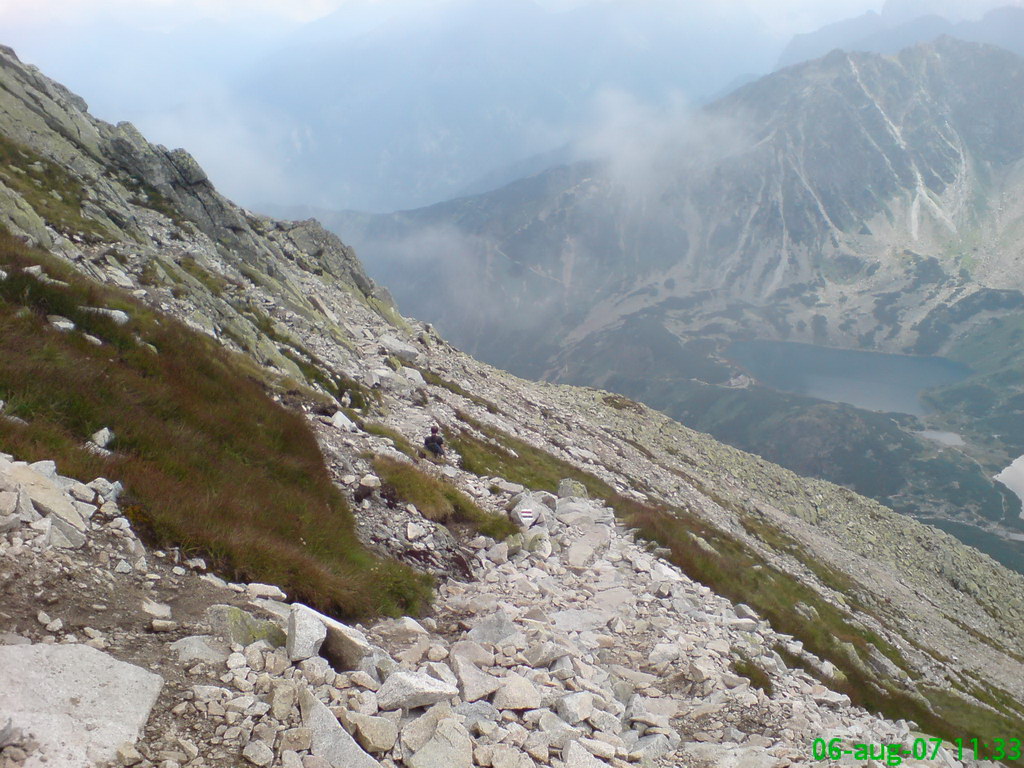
[0,0,987,212]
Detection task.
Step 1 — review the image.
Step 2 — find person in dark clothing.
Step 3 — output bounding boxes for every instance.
[424,426,445,457]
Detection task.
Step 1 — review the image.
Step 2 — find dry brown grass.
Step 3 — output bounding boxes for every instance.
[0,230,430,618]
[371,455,516,539]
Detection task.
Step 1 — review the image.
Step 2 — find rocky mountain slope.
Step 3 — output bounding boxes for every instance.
[343,38,1024,360]
[776,3,1024,69]
[0,455,938,768]
[331,37,1024,549]
[2,42,1024,767]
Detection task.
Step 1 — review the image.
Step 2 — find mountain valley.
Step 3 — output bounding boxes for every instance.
[2,34,1024,768]
[330,37,1024,572]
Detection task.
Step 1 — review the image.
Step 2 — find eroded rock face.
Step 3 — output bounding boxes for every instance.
[0,644,163,768]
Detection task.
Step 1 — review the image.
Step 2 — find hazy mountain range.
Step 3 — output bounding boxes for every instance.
[338,37,1024,362]
[778,0,1024,67]
[328,38,1024,555]
[7,0,1020,213]
[236,0,785,211]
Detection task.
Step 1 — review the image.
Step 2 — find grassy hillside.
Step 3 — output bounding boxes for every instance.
[0,229,430,618]
[445,408,1024,758]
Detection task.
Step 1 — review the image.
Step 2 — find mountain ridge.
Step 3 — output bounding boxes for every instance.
[1,41,1023,764]
[329,37,1024,546]
[776,4,1024,70]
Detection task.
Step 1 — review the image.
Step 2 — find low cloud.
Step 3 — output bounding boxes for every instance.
[132,90,305,209]
[574,89,751,203]
[0,0,345,27]
[355,221,562,352]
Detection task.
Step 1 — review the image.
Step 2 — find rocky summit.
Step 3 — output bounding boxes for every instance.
[0,41,1023,768]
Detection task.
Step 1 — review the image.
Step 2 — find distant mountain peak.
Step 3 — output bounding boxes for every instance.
[777,1,1024,69]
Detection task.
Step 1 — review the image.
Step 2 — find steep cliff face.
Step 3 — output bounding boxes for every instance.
[0,45,382,360]
[2,42,1024,761]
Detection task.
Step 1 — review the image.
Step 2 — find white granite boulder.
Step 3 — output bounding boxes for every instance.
[0,644,163,768]
[377,670,458,711]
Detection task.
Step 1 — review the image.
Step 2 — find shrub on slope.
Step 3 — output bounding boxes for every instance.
[0,230,430,618]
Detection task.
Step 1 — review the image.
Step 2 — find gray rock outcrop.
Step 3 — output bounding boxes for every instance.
[0,644,163,768]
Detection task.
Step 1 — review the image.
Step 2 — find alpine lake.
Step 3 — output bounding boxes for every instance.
[726,340,1024,542]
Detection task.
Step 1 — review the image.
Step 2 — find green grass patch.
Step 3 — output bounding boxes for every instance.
[731,655,774,696]
[176,256,231,296]
[367,295,412,333]
[957,668,1024,720]
[945,613,1024,665]
[276,347,378,410]
[137,260,166,287]
[620,435,656,460]
[123,177,187,228]
[774,642,826,681]
[371,455,516,540]
[920,686,1023,758]
[602,393,645,413]
[411,367,500,413]
[0,229,430,618]
[740,515,871,613]
[623,496,1022,757]
[363,423,416,457]
[449,411,610,495]
[0,134,111,241]
[235,304,376,409]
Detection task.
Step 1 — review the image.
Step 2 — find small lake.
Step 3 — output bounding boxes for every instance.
[726,341,971,416]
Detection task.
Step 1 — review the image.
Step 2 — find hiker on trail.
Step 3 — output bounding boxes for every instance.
[424,426,445,457]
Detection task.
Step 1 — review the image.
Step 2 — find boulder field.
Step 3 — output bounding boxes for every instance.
[0,455,965,768]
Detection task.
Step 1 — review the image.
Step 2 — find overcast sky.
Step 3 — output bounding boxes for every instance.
[0,0,886,36]
[1,0,1011,211]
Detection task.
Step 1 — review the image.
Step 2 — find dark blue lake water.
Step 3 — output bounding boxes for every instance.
[726,340,971,416]
[923,518,1024,575]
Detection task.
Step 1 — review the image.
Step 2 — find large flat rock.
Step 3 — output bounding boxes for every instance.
[3,461,87,547]
[0,643,164,768]
[288,602,373,670]
[551,609,613,633]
